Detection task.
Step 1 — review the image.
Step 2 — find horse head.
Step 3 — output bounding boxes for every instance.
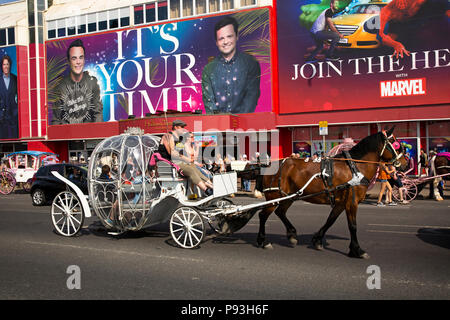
[380,126,408,171]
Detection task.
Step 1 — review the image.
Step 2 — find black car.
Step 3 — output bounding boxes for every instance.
[30,164,88,206]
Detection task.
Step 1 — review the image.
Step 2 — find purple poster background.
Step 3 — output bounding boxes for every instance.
[46,8,272,124]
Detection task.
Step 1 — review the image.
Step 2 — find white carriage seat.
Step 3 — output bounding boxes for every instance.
[149,152,185,181]
[149,153,203,198]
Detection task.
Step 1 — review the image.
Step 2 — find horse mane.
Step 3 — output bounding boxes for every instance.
[333,132,384,160]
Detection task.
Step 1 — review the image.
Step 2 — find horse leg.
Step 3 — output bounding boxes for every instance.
[257,205,277,249]
[274,200,297,246]
[345,203,370,259]
[311,204,345,250]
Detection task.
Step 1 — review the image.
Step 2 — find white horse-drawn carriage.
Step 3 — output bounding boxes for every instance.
[50,131,251,248]
[0,151,59,194]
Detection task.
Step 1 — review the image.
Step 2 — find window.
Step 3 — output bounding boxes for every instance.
[183,0,194,17]
[67,17,76,36]
[0,29,6,46]
[209,0,220,12]
[120,7,130,27]
[98,11,107,31]
[241,0,256,6]
[88,13,97,32]
[158,1,168,20]
[134,5,144,24]
[222,0,233,10]
[146,3,156,23]
[8,28,15,45]
[48,20,56,39]
[0,27,16,46]
[109,9,119,29]
[77,15,86,34]
[57,19,66,37]
[170,0,181,18]
[196,0,207,14]
[428,121,450,137]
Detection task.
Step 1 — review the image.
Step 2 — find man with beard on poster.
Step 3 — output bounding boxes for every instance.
[51,39,103,125]
[0,54,18,139]
[305,0,344,62]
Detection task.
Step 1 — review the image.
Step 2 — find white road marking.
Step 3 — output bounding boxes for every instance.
[23,240,204,263]
[368,224,450,229]
[366,230,450,236]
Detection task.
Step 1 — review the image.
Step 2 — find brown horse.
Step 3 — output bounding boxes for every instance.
[256,127,408,259]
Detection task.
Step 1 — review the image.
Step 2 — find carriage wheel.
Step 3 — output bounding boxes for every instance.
[0,171,16,195]
[170,207,205,249]
[51,191,84,237]
[392,182,418,202]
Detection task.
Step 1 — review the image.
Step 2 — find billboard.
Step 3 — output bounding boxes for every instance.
[0,45,18,139]
[277,0,450,114]
[46,8,272,125]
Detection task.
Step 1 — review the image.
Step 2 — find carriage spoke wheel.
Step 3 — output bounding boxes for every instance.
[0,171,16,195]
[392,182,418,202]
[51,191,84,237]
[170,207,205,249]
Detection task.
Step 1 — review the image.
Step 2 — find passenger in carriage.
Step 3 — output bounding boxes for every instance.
[185,131,213,180]
[158,119,214,196]
[99,165,112,181]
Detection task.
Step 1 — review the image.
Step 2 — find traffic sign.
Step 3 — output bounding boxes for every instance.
[319,121,328,136]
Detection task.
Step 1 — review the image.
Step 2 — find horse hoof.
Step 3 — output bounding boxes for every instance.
[289,237,298,247]
[361,253,370,259]
[314,244,323,251]
[263,243,273,250]
[348,251,370,259]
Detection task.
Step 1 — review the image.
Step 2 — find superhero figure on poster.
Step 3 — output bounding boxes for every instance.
[378,0,448,59]
[51,39,103,125]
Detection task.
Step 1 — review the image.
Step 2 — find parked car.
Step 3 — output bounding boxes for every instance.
[30,164,88,206]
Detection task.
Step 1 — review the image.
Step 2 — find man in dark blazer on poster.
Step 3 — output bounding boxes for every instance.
[0,54,18,139]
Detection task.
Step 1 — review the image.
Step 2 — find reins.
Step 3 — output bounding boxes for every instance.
[276,157,389,166]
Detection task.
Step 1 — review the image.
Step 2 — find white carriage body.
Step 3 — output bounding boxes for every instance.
[6,151,59,183]
[50,131,241,248]
[84,132,237,232]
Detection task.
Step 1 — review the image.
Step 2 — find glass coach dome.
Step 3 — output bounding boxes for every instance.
[88,129,160,231]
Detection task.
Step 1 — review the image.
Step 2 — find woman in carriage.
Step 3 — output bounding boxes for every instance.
[157,119,214,196]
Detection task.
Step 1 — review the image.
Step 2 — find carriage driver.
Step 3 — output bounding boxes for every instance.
[158,119,214,196]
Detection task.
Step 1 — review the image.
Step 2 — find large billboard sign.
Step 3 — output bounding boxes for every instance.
[0,45,18,139]
[277,0,449,114]
[46,8,272,125]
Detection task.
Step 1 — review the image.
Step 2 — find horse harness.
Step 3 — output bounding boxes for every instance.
[264,152,370,207]
[320,151,370,206]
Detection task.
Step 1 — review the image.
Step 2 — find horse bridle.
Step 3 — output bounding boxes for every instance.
[380,133,403,168]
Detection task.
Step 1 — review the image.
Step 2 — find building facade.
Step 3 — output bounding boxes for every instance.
[0,0,448,172]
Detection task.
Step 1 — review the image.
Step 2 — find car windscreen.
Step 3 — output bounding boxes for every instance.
[348,4,385,15]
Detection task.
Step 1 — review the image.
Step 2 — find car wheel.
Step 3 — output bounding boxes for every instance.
[32,189,46,206]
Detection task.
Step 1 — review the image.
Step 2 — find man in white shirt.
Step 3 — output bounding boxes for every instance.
[306,0,344,62]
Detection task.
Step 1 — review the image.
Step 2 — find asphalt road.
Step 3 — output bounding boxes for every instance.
[0,192,449,303]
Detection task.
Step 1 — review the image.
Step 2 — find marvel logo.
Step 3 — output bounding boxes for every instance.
[380,78,426,97]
